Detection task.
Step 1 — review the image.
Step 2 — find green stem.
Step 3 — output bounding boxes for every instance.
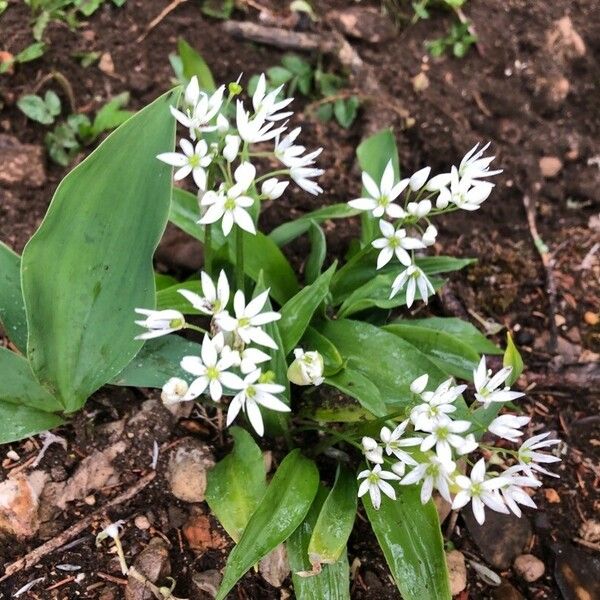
[204,223,213,277]
[235,225,244,292]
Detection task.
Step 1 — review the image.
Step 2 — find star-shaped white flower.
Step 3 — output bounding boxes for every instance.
[390,264,435,306]
[400,455,456,504]
[498,465,540,518]
[410,377,466,430]
[372,220,425,269]
[348,160,408,219]
[419,416,476,464]
[157,138,212,189]
[217,289,281,349]
[252,73,294,122]
[170,85,225,138]
[436,166,495,211]
[357,464,400,510]
[379,421,421,465]
[226,369,289,436]
[180,333,244,402]
[274,127,306,166]
[178,270,230,318]
[516,432,561,478]
[236,100,286,144]
[473,356,525,408]
[488,414,530,442]
[134,308,185,340]
[458,142,503,180]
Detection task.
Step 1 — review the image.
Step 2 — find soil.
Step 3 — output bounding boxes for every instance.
[1,0,599,598]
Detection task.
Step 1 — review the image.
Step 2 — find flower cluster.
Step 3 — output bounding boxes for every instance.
[158,74,323,237]
[136,271,290,436]
[358,356,560,522]
[348,143,502,305]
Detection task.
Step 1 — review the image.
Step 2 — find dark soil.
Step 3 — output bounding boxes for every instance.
[1,0,599,598]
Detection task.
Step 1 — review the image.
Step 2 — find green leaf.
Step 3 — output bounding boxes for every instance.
[325,367,385,417]
[154,272,178,291]
[320,319,467,416]
[111,335,202,388]
[305,221,326,284]
[0,401,64,445]
[177,38,216,92]
[279,264,336,355]
[269,204,361,247]
[216,450,319,600]
[503,332,524,386]
[396,317,501,355]
[90,92,133,138]
[364,487,451,600]
[288,486,351,600]
[300,327,343,376]
[15,42,46,63]
[21,89,180,413]
[281,53,311,76]
[0,242,27,353]
[44,90,61,117]
[333,97,359,128]
[267,66,293,87]
[206,427,267,542]
[316,103,333,122]
[156,280,202,314]
[384,323,481,381]
[0,347,62,413]
[17,94,55,125]
[201,0,234,19]
[308,465,357,566]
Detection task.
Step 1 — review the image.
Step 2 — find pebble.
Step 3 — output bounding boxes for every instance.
[584,311,599,326]
[579,519,600,543]
[6,450,19,461]
[191,569,222,600]
[259,544,290,587]
[183,510,227,552]
[0,471,48,539]
[539,156,563,178]
[134,515,151,530]
[84,495,96,506]
[0,134,46,187]
[544,488,561,504]
[125,538,171,600]
[167,438,215,503]
[513,554,545,582]
[546,16,586,61]
[446,550,467,595]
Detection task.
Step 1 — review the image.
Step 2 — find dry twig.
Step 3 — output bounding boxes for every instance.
[137,0,188,43]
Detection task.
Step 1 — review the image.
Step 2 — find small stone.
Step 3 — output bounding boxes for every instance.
[191,569,222,600]
[0,51,14,74]
[135,515,151,530]
[0,471,48,539]
[168,438,214,503]
[584,311,599,326]
[327,7,395,44]
[513,554,545,582]
[412,72,429,92]
[546,17,586,61]
[84,495,96,506]
[544,488,560,505]
[98,52,115,76]
[259,544,289,587]
[446,550,467,595]
[125,538,171,600]
[6,450,19,461]
[0,134,46,187]
[554,314,566,327]
[539,156,563,178]
[183,511,227,552]
[579,519,600,543]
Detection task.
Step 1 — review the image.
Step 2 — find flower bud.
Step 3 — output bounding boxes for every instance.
[161,377,189,405]
[410,373,428,394]
[422,224,437,247]
[409,166,431,192]
[228,80,243,96]
[216,113,229,133]
[436,187,450,209]
[261,178,289,200]
[287,348,324,386]
[416,199,431,217]
[223,134,241,163]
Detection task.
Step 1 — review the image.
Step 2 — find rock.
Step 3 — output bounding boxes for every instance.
[463,507,532,569]
[259,544,290,587]
[327,7,395,44]
[554,543,600,600]
[135,515,151,530]
[190,569,222,600]
[491,580,525,600]
[513,554,545,582]
[584,311,599,326]
[0,51,14,75]
[98,52,115,76]
[446,550,467,595]
[0,471,48,539]
[544,487,561,503]
[126,538,171,600]
[539,156,563,178]
[183,510,227,552]
[546,17,586,62]
[412,72,429,92]
[0,134,46,187]
[168,439,214,503]
[535,74,570,111]
[579,519,600,543]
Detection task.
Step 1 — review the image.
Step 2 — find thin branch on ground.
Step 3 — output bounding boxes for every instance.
[137,0,188,43]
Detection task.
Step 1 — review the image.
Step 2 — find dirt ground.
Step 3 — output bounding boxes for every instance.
[0,0,599,598]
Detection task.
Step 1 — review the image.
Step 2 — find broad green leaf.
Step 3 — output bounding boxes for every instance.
[305,221,327,284]
[503,332,524,386]
[177,38,216,92]
[397,317,501,355]
[154,272,178,291]
[268,204,361,247]
[364,487,451,600]
[156,280,202,314]
[356,129,399,244]
[308,465,357,566]
[17,94,55,125]
[320,319,468,416]
[384,323,480,381]
[90,92,133,138]
[325,367,386,417]
[288,486,351,600]
[334,97,359,128]
[279,264,336,355]
[216,450,319,600]
[206,427,267,542]
[111,335,202,388]
[0,347,62,413]
[0,401,64,445]
[0,242,27,353]
[300,327,343,375]
[21,89,180,413]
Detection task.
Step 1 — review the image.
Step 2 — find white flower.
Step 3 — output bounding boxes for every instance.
[499,466,540,517]
[134,308,185,340]
[419,417,476,463]
[180,333,244,402]
[380,421,421,466]
[170,86,225,138]
[236,100,285,144]
[401,455,456,504]
[223,134,241,162]
[184,76,201,108]
[488,414,530,442]
[422,224,438,247]
[437,167,495,211]
[290,165,324,196]
[516,432,561,478]
[406,199,432,218]
[275,127,306,166]
[161,377,189,406]
[410,378,466,430]
[348,160,408,219]
[226,346,272,375]
[409,166,431,191]
[217,289,281,349]
[452,458,509,525]
[157,138,212,189]
[458,142,502,180]
[178,270,230,317]
[97,520,125,542]
[410,373,429,394]
[287,348,324,386]
[390,264,435,306]
[216,113,229,133]
[261,178,289,200]
[372,220,425,269]
[226,369,289,436]
[252,73,294,121]
[473,356,525,408]
[361,436,383,464]
[199,162,257,235]
[358,464,400,509]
